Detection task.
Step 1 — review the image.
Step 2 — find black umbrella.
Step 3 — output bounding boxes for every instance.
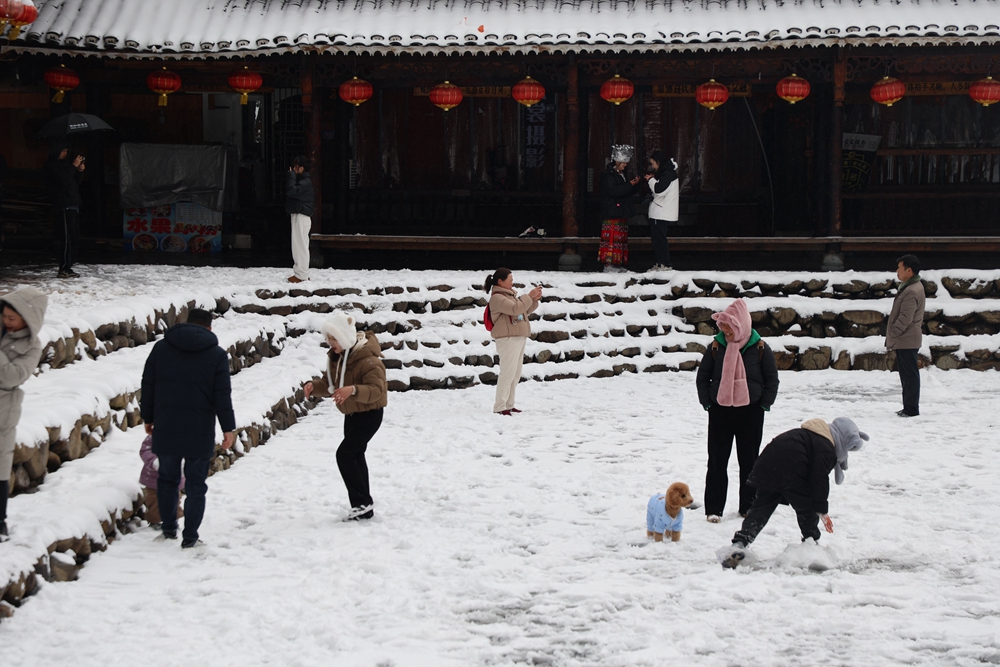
[37,113,114,138]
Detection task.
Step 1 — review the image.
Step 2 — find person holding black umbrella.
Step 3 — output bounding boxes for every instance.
[44,141,85,279]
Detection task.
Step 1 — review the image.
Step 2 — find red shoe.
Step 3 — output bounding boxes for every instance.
[510,408,522,413]
[499,410,512,416]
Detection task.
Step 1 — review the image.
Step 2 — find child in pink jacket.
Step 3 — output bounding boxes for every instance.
[139,434,183,526]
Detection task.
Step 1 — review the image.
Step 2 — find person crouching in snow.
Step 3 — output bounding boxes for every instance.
[720,417,869,568]
[305,312,387,521]
[139,433,183,527]
[0,287,48,542]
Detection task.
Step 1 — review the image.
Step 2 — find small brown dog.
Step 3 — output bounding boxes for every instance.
[646,482,699,542]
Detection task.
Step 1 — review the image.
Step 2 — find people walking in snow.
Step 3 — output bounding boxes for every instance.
[304,312,387,521]
[720,417,869,568]
[140,308,235,548]
[886,254,925,418]
[485,268,541,415]
[644,150,679,271]
[44,141,85,279]
[696,298,779,523]
[285,156,314,284]
[138,433,184,527]
[599,144,642,272]
[0,287,48,542]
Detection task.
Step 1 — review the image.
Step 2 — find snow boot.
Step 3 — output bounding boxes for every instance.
[344,504,374,522]
[717,542,755,569]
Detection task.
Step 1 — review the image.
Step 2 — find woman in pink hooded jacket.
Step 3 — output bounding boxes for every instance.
[695,299,779,523]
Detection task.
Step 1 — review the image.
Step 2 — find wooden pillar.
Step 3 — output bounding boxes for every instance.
[301,57,323,235]
[561,56,580,238]
[829,48,846,237]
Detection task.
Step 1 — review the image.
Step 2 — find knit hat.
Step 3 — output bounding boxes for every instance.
[829,417,870,485]
[611,144,634,164]
[321,312,356,351]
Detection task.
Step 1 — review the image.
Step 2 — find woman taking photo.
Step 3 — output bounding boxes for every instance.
[485,268,541,415]
[304,312,387,521]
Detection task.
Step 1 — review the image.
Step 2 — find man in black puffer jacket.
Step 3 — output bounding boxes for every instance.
[720,417,869,568]
[140,309,235,547]
[44,142,86,278]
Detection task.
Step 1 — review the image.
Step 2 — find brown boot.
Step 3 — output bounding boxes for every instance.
[287,276,303,283]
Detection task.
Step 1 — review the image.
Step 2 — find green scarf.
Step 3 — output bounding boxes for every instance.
[713,329,761,352]
[898,275,921,291]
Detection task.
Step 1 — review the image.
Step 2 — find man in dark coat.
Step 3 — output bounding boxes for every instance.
[720,417,869,568]
[43,142,85,279]
[886,254,925,417]
[140,308,235,547]
[285,155,314,284]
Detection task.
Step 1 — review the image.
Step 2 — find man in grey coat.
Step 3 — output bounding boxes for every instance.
[886,254,925,417]
[1,287,48,541]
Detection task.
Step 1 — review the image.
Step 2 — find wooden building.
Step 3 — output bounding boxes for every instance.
[2,0,999,262]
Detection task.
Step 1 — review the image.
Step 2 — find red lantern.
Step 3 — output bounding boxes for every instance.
[870,76,906,107]
[429,80,463,111]
[0,0,24,20]
[339,76,374,107]
[511,76,545,107]
[695,79,729,109]
[969,76,1000,107]
[776,74,811,104]
[43,65,79,104]
[6,0,35,40]
[228,66,262,105]
[147,67,181,107]
[600,74,633,106]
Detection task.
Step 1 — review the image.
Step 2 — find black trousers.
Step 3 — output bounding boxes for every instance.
[649,218,672,267]
[895,348,920,416]
[338,408,383,509]
[0,480,9,524]
[705,404,766,516]
[55,207,80,273]
[157,455,211,542]
[733,487,821,546]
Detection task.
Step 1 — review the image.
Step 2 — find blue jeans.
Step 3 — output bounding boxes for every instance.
[157,455,211,542]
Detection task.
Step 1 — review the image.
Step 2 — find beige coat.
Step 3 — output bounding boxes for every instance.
[488,287,539,339]
[1,287,48,480]
[311,331,388,415]
[886,280,925,350]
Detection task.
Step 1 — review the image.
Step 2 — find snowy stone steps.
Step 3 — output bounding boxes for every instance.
[10,315,289,494]
[0,337,331,617]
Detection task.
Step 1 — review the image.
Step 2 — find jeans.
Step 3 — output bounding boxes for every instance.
[705,404,766,516]
[157,455,211,542]
[895,348,920,416]
[338,409,383,509]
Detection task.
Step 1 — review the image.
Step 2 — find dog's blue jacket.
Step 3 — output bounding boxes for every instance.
[647,494,684,534]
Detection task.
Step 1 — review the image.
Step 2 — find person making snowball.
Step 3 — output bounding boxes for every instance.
[719,417,869,569]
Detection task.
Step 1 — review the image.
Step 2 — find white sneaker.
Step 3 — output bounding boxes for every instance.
[343,504,374,521]
[706,515,722,523]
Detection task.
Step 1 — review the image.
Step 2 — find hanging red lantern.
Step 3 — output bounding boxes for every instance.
[6,0,35,40]
[43,64,80,104]
[147,67,181,107]
[0,0,23,21]
[338,76,374,107]
[969,76,1000,107]
[599,74,633,106]
[776,73,811,104]
[511,76,545,107]
[228,66,262,105]
[429,80,463,111]
[695,79,729,109]
[870,76,906,107]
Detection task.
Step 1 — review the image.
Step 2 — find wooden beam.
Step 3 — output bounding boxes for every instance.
[561,56,580,239]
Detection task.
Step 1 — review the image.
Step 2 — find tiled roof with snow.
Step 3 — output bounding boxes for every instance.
[6,0,1000,58]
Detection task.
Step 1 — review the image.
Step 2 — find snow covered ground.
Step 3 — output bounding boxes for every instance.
[4,364,1000,666]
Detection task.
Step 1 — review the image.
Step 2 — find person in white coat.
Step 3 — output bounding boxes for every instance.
[644,150,679,271]
[484,268,541,415]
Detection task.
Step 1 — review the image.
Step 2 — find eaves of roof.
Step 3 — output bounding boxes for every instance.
[3,0,999,60]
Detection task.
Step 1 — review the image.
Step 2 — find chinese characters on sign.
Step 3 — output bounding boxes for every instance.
[525,100,547,170]
[124,203,223,253]
[905,81,972,96]
[652,83,752,97]
[413,86,511,97]
[842,133,882,192]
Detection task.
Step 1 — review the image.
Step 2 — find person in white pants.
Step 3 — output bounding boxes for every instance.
[484,268,542,415]
[285,156,314,283]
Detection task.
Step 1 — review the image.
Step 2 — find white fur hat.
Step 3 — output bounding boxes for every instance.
[611,144,634,163]
[322,312,356,350]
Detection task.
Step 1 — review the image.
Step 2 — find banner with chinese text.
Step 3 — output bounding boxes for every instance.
[124,203,223,253]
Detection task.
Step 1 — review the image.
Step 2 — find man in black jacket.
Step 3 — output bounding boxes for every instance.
[286,156,314,283]
[720,417,869,568]
[140,309,235,548]
[44,142,85,278]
